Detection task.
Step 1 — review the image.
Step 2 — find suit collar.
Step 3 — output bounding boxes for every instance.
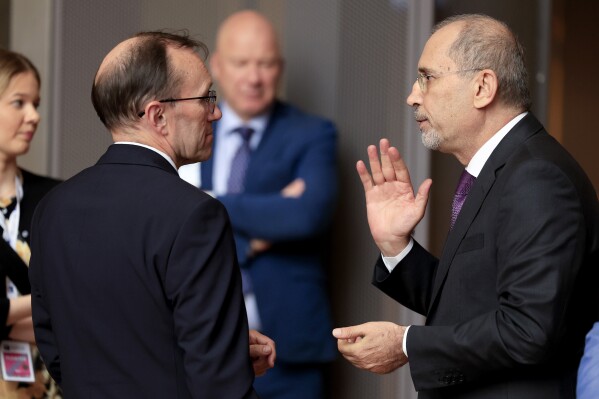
[97,144,179,176]
[428,113,545,311]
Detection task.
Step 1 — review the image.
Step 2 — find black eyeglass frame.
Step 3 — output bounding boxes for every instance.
[137,90,217,117]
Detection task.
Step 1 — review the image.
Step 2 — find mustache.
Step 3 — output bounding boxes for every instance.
[413,108,428,122]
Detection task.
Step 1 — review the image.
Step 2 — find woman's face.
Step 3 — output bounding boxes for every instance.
[0,71,40,160]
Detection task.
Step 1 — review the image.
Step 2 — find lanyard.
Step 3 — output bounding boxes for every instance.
[0,174,23,250]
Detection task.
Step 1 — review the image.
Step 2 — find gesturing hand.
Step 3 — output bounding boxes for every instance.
[333,321,408,374]
[356,139,432,256]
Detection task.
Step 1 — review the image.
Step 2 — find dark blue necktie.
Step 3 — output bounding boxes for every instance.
[227,127,254,194]
[450,170,476,230]
[227,127,255,295]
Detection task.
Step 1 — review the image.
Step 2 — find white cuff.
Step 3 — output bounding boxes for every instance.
[381,238,414,273]
[403,325,411,358]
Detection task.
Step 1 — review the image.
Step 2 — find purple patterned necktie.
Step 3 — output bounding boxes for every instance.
[227,126,255,295]
[450,169,476,230]
[227,127,254,194]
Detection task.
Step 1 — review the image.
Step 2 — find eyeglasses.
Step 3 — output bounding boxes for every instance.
[137,90,217,117]
[416,69,483,93]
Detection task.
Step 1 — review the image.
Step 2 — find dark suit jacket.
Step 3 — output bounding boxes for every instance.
[201,101,337,363]
[29,145,257,399]
[373,114,599,398]
[0,169,60,337]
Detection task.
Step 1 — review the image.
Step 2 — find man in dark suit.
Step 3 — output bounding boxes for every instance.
[28,31,275,398]
[179,10,337,399]
[333,14,599,398]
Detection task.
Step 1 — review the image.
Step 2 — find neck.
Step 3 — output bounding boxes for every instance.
[0,159,20,199]
[113,128,179,166]
[454,108,523,166]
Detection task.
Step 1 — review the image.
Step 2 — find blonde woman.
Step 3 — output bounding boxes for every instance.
[0,48,61,398]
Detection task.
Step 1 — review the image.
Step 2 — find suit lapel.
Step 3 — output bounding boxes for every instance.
[243,102,285,191]
[427,114,545,312]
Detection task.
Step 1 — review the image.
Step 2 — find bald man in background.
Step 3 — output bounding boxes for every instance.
[180,10,338,399]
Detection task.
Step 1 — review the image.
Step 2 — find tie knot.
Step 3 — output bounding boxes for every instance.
[455,170,475,195]
[234,126,254,142]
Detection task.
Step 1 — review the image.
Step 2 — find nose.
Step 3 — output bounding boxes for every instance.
[209,104,222,121]
[26,104,40,126]
[406,80,422,107]
[247,64,261,84]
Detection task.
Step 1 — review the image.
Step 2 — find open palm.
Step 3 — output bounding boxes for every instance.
[357,139,432,256]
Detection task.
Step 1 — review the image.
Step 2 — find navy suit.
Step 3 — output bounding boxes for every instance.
[374,114,599,398]
[201,101,337,398]
[29,145,257,399]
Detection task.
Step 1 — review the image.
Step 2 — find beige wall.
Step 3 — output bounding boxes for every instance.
[9,0,54,176]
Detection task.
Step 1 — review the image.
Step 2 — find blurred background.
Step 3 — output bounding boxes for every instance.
[2,0,597,397]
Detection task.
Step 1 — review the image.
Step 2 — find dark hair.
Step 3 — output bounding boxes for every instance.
[91,31,209,130]
[433,14,531,111]
[0,48,41,96]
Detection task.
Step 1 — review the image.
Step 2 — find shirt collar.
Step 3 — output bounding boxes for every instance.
[114,142,178,171]
[218,101,271,137]
[466,112,528,177]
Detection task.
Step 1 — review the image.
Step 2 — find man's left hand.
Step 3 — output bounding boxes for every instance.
[249,329,276,376]
[333,321,407,374]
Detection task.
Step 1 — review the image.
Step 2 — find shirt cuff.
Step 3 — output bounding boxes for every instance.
[381,238,414,273]
[403,325,411,358]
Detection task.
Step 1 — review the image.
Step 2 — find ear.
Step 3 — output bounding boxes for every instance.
[145,101,168,135]
[473,69,498,109]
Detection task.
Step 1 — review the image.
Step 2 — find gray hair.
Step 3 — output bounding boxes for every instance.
[433,14,531,111]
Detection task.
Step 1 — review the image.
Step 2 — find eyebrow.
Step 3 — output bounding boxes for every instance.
[9,92,39,100]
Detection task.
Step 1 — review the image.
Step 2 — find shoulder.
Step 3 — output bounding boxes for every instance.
[271,101,336,136]
[505,130,596,200]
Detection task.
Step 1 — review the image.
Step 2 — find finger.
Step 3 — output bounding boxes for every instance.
[415,178,433,211]
[367,144,385,185]
[249,330,274,346]
[333,326,363,340]
[252,359,268,377]
[249,344,271,358]
[356,160,374,192]
[387,146,411,184]
[268,348,276,367]
[379,139,396,182]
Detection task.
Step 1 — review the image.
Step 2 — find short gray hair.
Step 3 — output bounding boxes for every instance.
[433,14,531,111]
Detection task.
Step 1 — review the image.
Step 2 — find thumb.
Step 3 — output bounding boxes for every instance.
[332,325,363,340]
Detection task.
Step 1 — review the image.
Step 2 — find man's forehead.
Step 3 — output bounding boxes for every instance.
[418,25,460,72]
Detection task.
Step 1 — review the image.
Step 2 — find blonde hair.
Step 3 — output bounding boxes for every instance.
[0,48,40,96]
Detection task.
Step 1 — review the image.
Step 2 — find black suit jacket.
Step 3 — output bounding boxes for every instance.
[374,114,599,398]
[29,145,257,398]
[0,169,60,337]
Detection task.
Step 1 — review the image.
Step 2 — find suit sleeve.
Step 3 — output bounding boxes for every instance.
[164,198,257,399]
[28,208,62,384]
[372,241,438,316]
[218,120,337,241]
[404,159,589,390]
